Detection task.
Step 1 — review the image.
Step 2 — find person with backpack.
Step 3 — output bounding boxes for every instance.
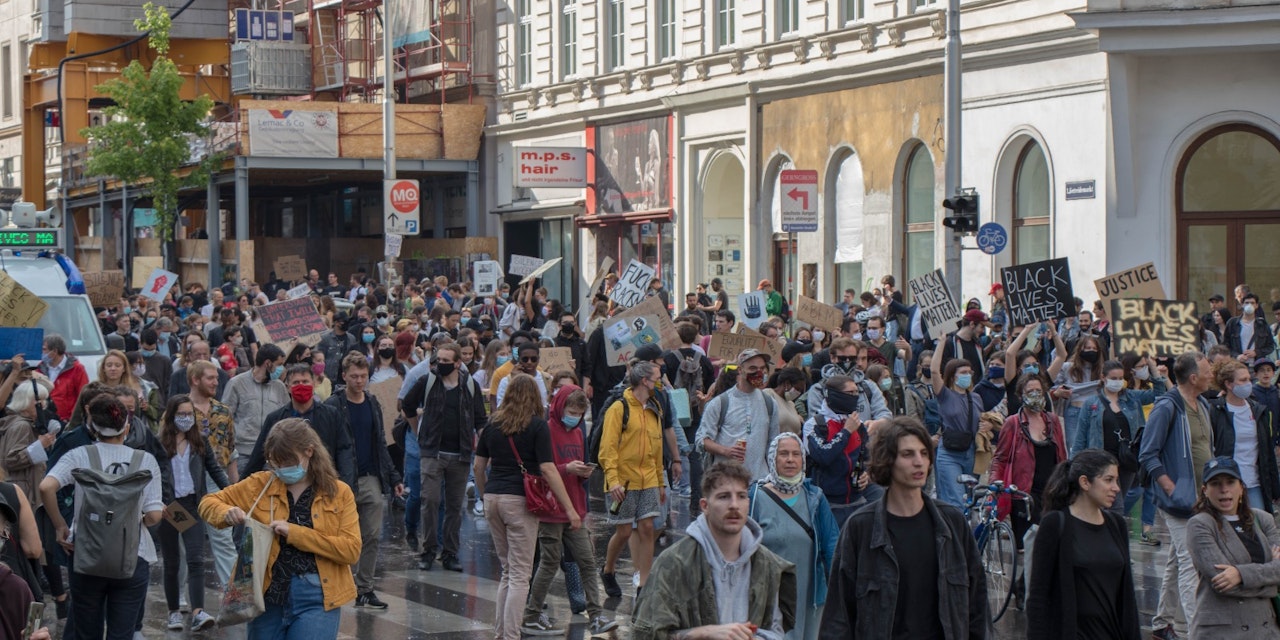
[39,395,164,640]
[697,349,781,482]
[663,323,715,500]
[803,375,885,525]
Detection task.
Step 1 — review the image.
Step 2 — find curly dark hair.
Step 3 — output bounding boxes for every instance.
[868,416,934,487]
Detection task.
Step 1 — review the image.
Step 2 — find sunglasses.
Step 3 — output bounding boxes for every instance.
[834,356,856,364]
[521,356,540,363]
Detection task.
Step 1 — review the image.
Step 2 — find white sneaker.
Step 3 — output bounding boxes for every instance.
[191,610,216,631]
[179,594,190,613]
[167,611,185,630]
[473,500,484,516]
[466,481,476,499]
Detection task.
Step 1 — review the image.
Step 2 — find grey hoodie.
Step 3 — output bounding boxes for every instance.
[686,514,785,640]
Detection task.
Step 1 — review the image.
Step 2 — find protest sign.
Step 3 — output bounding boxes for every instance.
[519,256,563,285]
[384,233,403,258]
[737,290,768,330]
[0,273,49,328]
[1094,262,1165,309]
[368,378,402,443]
[273,255,307,282]
[1111,299,1200,357]
[256,297,327,344]
[508,255,544,278]
[140,268,179,304]
[795,295,844,331]
[907,269,964,340]
[84,271,125,308]
[602,296,680,364]
[539,347,574,374]
[285,283,312,300]
[474,261,502,297]
[0,328,43,360]
[163,500,198,533]
[737,325,784,365]
[707,331,771,363]
[610,259,655,308]
[579,257,615,326]
[131,256,163,289]
[1000,258,1076,326]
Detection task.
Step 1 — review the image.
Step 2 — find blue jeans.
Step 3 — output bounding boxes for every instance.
[1063,405,1082,456]
[404,435,422,535]
[1249,486,1266,512]
[1142,486,1157,527]
[67,557,150,640]
[935,444,976,509]
[248,574,341,640]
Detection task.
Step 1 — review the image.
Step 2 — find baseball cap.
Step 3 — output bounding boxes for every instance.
[634,344,664,362]
[89,417,128,438]
[375,305,389,316]
[1209,293,1225,302]
[782,340,812,363]
[1203,456,1241,483]
[989,283,1004,295]
[1254,358,1276,372]
[963,309,989,324]
[736,349,770,367]
[758,279,772,289]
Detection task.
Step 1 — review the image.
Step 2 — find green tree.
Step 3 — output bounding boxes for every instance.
[82,2,216,241]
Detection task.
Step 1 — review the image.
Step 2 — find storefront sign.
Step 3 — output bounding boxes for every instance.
[737,290,768,330]
[908,269,964,340]
[610,260,655,308]
[593,116,669,214]
[1065,180,1096,200]
[384,179,421,236]
[247,108,338,158]
[1094,262,1165,309]
[474,260,502,297]
[1111,299,1199,357]
[1000,258,1076,325]
[795,295,844,331]
[514,147,588,188]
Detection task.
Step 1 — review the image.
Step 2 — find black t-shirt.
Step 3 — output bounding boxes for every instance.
[438,384,464,453]
[1071,515,1126,640]
[1031,437,1058,501]
[348,396,376,477]
[886,508,944,640]
[1227,516,1267,564]
[1101,404,1125,456]
[941,333,985,378]
[475,417,554,496]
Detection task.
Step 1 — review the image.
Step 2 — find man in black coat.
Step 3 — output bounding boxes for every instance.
[243,363,356,489]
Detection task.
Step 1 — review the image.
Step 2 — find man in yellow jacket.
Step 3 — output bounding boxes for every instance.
[598,360,667,600]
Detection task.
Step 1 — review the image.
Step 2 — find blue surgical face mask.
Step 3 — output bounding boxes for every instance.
[362,333,376,344]
[273,464,307,485]
[562,414,582,428]
[270,365,284,380]
[1234,383,1255,400]
[801,353,813,367]
[140,349,157,358]
[159,332,171,341]
[1022,364,1039,377]
[956,373,973,390]
[497,355,512,366]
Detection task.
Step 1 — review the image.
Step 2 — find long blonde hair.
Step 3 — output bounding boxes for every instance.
[264,418,340,497]
[491,374,542,435]
[99,349,142,394]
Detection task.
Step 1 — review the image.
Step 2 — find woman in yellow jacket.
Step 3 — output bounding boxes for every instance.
[598,360,667,598]
[200,418,361,640]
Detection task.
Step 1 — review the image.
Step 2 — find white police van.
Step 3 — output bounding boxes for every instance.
[0,242,107,381]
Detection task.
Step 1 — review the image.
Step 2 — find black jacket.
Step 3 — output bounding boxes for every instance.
[324,390,402,493]
[243,401,356,489]
[586,328,626,404]
[158,438,231,501]
[316,330,359,381]
[402,374,487,459]
[1224,315,1276,359]
[1209,397,1279,512]
[1027,509,1141,640]
[553,333,590,381]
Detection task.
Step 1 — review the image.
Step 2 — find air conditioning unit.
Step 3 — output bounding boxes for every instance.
[231,41,312,95]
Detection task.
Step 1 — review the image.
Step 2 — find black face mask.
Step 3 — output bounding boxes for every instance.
[378,347,396,360]
[827,388,859,415]
[1081,351,1099,364]
[436,362,456,377]
[561,322,576,334]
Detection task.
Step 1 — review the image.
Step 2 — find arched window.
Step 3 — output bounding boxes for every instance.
[832,152,864,297]
[1013,141,1051,264]
[902,144,934,285]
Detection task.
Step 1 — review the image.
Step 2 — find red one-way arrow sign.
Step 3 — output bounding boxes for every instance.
[780,170,818,232]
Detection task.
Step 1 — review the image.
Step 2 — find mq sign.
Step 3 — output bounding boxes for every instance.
[384,179,420,235]
[514,147,588,188]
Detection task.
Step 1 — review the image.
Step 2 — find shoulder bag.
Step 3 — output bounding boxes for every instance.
[507,436,564,518]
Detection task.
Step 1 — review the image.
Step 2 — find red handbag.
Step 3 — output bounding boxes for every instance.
[507,437,564,518]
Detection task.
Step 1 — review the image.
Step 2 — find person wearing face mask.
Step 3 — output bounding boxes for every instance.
[552,312,592,397]
[1252,358,1279,423]
[138,327,175,402]
[940,309,990,380]
[804,375,885,524]
[1004,323,1068,415]
[1207,359,1278,514]
[865,316,912,381]
[156,394,230,631]
[765,367,808,436]
[1224,292,1275,365]
[905,349,942,436]
[38,334,88,423]
[244,364,356,491]
[1075,360,1168,511]
[805,339,893,431]
[200,418,361,640]
[316,312,359,381]
[973,353,1009,415]
[495,343,553,408]
[1054,336,1106,452]
[929,348,986,509]
[223,344,289,482]
[369,336,405,384]
[697,350,782,482]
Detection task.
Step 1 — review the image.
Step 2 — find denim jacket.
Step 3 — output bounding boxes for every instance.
[1073,378,1168,453]
[748,480,839,607]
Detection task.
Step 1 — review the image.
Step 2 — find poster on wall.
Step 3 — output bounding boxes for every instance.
[594,116,669,214]
[247,108,339,158]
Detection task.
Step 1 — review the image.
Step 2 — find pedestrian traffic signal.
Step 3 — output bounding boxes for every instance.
[943,190,980,233]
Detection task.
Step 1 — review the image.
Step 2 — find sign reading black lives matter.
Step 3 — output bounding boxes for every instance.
[1111,299,1200,357]
[907,269,963,340]
[1000,258,1076,325]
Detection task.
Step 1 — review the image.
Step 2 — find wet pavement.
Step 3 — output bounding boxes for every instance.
[41,495,1174,639]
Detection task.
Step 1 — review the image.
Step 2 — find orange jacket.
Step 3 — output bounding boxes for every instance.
[199,471,360,610]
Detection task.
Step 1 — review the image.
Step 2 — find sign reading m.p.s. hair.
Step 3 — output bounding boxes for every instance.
[1000,258,1076,325]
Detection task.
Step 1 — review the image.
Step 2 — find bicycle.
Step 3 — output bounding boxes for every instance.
[958,474,1033,623]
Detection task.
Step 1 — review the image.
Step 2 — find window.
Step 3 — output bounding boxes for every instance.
[842,0,864,23]
[715,0,736,49]
[656,0,677,61]
[1013,141,1051,264]
[776,0,799,36]
[560,0,577,78]
[606,0,626,71]
[903,144,935,286]
[913,0,937,8]
[831,152,865,298]
[515,0,533,86]
[1,157,14,188]
[1,45,11,119]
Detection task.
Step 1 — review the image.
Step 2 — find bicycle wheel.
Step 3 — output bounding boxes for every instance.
[980,520,1019,623]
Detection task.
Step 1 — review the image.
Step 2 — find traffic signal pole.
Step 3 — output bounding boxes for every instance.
[943,0,963,297]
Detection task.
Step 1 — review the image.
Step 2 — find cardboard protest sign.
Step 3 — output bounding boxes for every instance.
[384,233,403,258]
[474,261,502,297]
[0,272,48,328]
[140,268,179,304]
[131,256,163,289]
[579,257,615,327]
[1000,258,1076,326]
[907,269,964,340]
[737,325,783,365]
[0,328,43,360]
[737,290,768,330]
[1094,262,1165,309]
[519,257,563,285]
[795,295,844,331]
[273,255,307,282]
[286,283,312,300]
[508,255,543,278]
[707,331,771,363]
[256,297,327,344]
[539,347,574,374]
[84,271,125,307]
[616,295,680,346]
[610,260,655,308]
[1111,299,1200,357]
[163,500,198,533]
[602,296,681,364]
[368,378,402,443]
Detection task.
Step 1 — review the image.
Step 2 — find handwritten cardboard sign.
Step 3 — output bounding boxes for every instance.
[0,328,43,360]
[84,271,126,307]
[508,255,543,278]
[285,283,312,300]
[384,233,403,258]
[131,256,163,289]
[163,500,198,533]
[908,269,964,340]
[579,257,615,327]
[140,268,179,304]
[795,295,843,331]
[1094,262,1165,309]
[1000,258,1076,326]
[257,297,326,344]
[0,272,49,328]
[519,256,563,285]
[707,331,771,363]
[737,290,768,330]
[368,378,402,443]
[610,260,655,308]
[539,347,574,374]
[601,297,680,365]
[1111,299,1200,357]
[273,255,307,282]
[737,325,783,366]
[474,260,502,297]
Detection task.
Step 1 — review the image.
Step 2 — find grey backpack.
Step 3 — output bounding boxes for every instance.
[71,446,153,579]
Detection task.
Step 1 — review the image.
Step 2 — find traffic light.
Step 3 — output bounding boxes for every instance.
[943,189,980,233]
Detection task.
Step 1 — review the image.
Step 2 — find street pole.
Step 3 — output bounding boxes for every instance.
[382,0,398,285]
[942,0,963,297]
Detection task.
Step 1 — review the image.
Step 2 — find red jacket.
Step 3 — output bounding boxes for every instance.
[544,384,588,522]
[991,409,1066,519]
[41,355,89,422]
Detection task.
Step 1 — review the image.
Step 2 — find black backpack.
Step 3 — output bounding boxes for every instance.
[673,351,706,416]
[586,389,667,466]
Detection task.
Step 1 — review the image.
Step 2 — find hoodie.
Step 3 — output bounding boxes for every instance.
[802,402,871,505]
[685,514,785,640]
[1138,389,1213,519]
[545,384,588,522]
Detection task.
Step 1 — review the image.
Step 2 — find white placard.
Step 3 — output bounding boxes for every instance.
[286,283,312,300]
[474,260,501,297]
[518,257,563,285]
[508,255,544,278]
[737,290,769,330]
[384,233,403,258]
[610,259,655,308]
[140,268,179,304]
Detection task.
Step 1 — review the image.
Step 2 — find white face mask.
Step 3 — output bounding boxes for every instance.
[1244,304,1256,315]
[1134,366,1151,381]
[812,330,826,342]
[1104,379,1125,393]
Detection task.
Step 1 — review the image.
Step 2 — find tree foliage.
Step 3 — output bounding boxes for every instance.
[82,2,216,241]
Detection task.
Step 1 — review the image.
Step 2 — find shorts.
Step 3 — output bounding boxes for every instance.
[605,487,662,525]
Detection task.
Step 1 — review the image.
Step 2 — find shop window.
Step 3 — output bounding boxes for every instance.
[902,144,934,287]
[1013,140,1051,265]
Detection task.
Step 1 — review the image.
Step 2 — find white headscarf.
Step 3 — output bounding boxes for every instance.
[766,432,807,495]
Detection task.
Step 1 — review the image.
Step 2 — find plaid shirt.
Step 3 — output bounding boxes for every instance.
[195,399,236,470]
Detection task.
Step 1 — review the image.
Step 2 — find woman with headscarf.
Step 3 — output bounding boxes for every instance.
[748,432,838,640]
